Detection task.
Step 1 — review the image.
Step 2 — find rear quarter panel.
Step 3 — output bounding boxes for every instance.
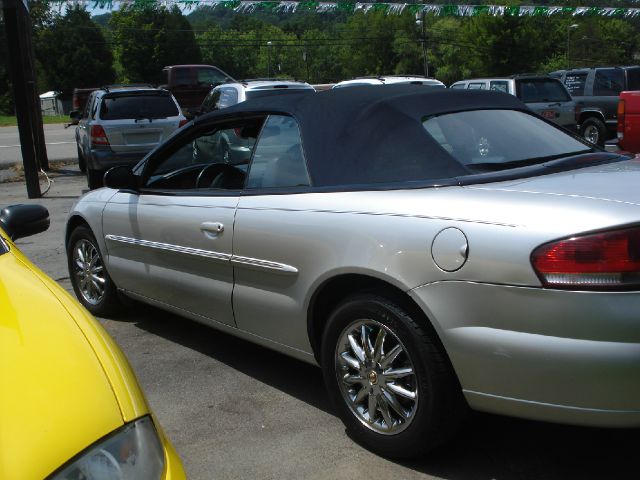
[232,185,640,354]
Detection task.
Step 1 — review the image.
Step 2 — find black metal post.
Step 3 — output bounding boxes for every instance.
[22,5,49,171]
[3,0,41,197]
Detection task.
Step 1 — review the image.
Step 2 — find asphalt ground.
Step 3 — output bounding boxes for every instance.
[2,171,638,480]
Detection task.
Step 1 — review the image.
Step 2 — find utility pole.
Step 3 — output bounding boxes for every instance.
[267,41,272,78]
[303,45,310,83]
[416,11,429,78]
[567,24,579,69]
[2,0,48,198]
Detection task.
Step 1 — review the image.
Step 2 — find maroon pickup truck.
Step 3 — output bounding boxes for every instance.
[160,65,234,113]
[617,91,640,153]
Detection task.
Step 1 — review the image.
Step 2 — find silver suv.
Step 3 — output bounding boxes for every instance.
[332,75,446,89]
[450,75,577,131]
[199,79,315,113]
[73,85,186,189]
[193,80,315,167]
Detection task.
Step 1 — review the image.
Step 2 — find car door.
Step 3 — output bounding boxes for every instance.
[516,78,575,128]
[232,114,314,351]
[101,118,263,327]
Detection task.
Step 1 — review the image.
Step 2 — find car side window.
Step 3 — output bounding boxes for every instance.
[143,119,264,191]
[467,82,487,90]
[450,83,465,89]
[173,68,192,87]
[197,68,227,86]
[246,115,311,189]
[564,72,588,96]
[217,88,238,109]
[81,93,94,119]
[203,89,221,113]
[90,95,100,119]
[490,81,509,93]
[594,69,624,96]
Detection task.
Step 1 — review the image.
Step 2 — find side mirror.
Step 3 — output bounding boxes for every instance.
[0,204,49,241]
[69,110,81,125]
[104,166,138,192]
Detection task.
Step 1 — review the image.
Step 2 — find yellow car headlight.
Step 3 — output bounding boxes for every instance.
[49,417,164,480]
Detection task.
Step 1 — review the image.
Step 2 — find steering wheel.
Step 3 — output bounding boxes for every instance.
[196,163,244,189]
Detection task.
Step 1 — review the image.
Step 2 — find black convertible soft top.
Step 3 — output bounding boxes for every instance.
[196,85,531,187]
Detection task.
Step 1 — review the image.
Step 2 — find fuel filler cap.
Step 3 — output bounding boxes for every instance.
[431,227,468,272]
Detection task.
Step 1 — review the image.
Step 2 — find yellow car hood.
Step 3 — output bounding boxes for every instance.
[0,240,148,479]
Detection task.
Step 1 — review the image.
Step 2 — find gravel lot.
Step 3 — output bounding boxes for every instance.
[3,169,638,480]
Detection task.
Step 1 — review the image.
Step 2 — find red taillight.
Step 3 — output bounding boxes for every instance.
[90,125,110,146]
[178,119,188,128]
[617,99,626,139]
[72,97,80,111]
[531,227,640,290]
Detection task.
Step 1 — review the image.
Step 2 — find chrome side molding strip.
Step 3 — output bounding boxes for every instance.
[105,235,231,262]
[231,255,298,274]
[105,235,298,274]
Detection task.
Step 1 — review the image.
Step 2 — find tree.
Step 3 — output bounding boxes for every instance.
[427,18,476,85]
[111,5,201,83]
[35,6,115,95]
[339,12,399,78]
[199,22,306,81]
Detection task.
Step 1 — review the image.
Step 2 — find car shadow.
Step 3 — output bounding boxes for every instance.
[396,414,638,479]
[118,304,332,414]
[119,304,639,479]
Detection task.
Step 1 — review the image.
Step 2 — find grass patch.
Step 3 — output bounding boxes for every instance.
[0,115,69,127]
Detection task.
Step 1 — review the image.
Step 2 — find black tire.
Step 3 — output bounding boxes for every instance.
[580,117,607,146]
[87,168,103,190]
[77,146,87,173]
[67,225,123,317]
[321,294,466,459]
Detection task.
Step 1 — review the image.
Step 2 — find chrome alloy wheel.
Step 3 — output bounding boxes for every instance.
[72,239,105,305]
[335,319,418,435]
[583,124,600,144]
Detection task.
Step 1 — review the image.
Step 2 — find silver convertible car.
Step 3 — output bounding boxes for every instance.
[66,86,640,458]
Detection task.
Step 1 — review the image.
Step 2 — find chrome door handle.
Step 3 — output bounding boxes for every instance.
[200,222,224,237]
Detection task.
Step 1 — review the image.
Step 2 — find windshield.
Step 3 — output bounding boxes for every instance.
[516,78,571,103]
[100,93,179,120]
[423,110,591,171]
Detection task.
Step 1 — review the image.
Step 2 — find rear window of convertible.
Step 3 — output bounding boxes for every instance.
[313,109,592,186]
[422,109,590,171]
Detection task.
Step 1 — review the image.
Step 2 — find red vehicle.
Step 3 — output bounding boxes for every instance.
[617,91,640,153]
[160,65,234,112]
[72,87,99,112]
